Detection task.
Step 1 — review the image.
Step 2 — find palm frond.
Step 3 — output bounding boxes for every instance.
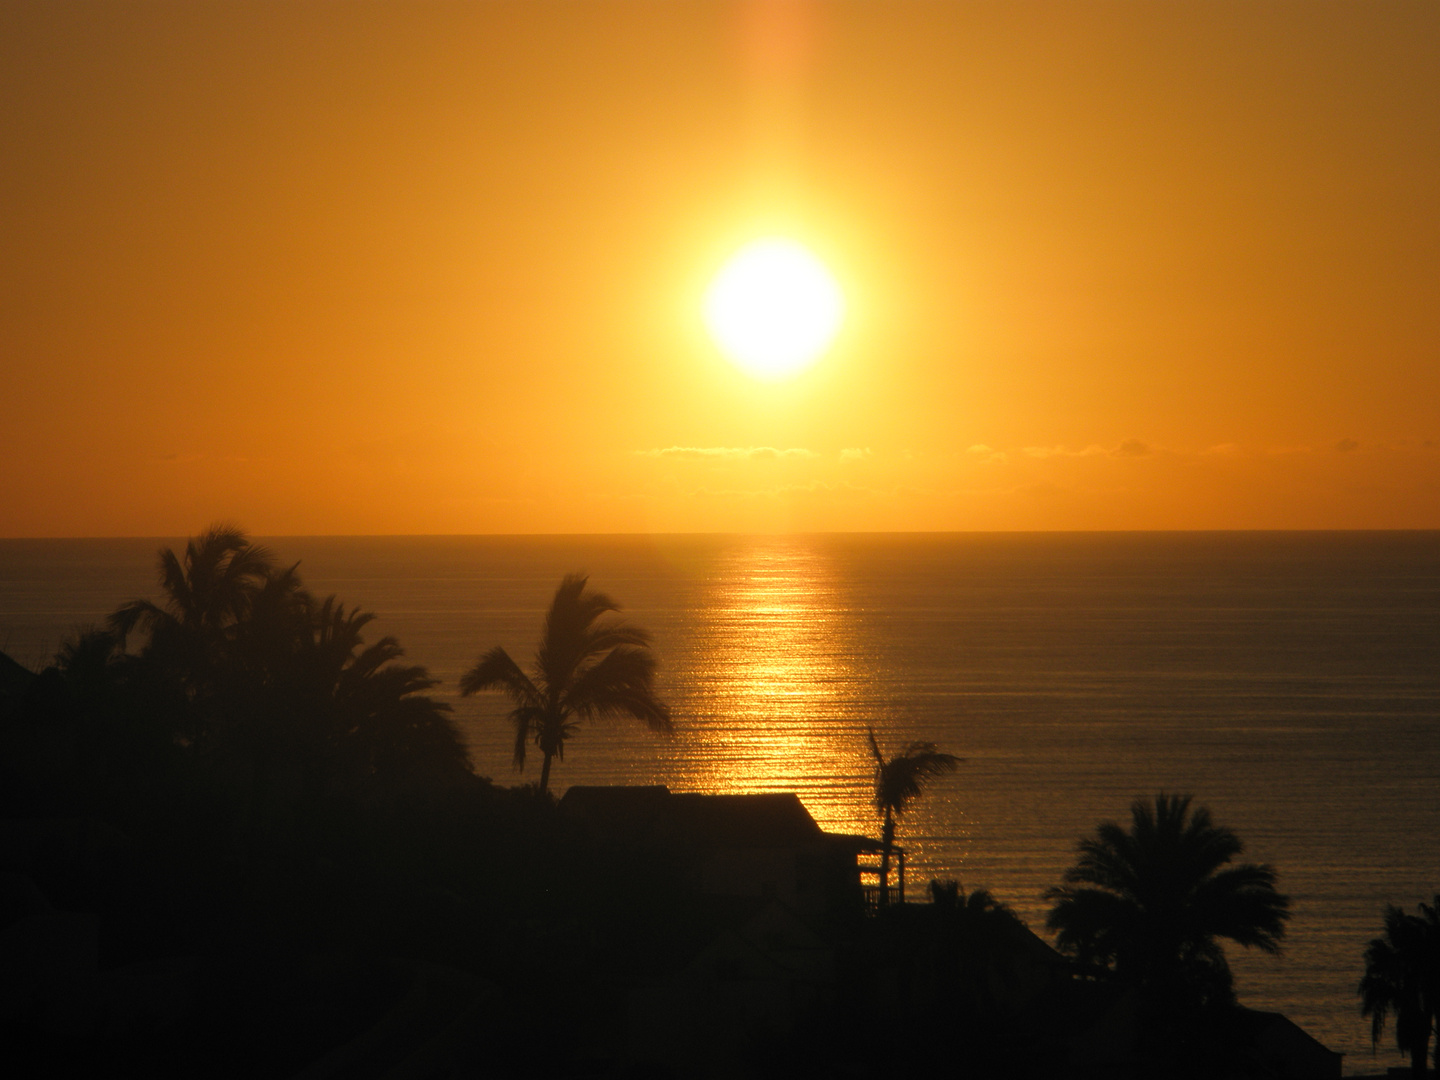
[344,635,405,684]
[1044,883,1137,965]
[460,645,539,705]
[866,726,885,767]
[157,547,192,621]
[564,645,671,730]
[873,736,961,816]
[460,574,672,787]
[1194,863,1290,952]
[536,573,612,684]
[55,626,120,682]
[583,617,652,653]
[108,598,171,648]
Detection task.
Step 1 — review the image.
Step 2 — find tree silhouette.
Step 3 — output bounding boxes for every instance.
[867,728,959,906]
[1045,793,1289,1008]
[298,595,468,793]
[1360,896,1440,1079]
[110,523,274,693]
[109,525,467,800]
[459,573,671,794]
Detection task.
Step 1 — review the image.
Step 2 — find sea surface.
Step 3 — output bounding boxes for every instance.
[2,531,1437,1072]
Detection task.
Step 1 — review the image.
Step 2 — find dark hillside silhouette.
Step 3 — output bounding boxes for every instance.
[753,879,1070,1079]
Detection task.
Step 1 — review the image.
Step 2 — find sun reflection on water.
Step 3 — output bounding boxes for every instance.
[650,538,975,889]
[670,539,895,844]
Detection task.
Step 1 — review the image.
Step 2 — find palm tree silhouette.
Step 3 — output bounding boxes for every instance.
[1045,793,1290,1007]
[256,593,469,795]
[110,522,274,690]
[110,525,466,795]
[459,573,671,795]
[1359,896,1440,1079]
[310,597,467,789]
[867,728,960,906]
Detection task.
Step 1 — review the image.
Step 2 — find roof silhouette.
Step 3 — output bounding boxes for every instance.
[560,785,862,849]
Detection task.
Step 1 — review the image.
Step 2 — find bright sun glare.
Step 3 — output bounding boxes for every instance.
[703,238,844,380]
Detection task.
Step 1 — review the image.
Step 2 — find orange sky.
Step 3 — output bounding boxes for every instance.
[3,0,1437,536]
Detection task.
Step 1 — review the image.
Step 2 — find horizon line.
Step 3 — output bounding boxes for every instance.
[4,527,1439,542]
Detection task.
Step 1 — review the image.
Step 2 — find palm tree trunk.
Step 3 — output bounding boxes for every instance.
[1412,1030,1429,1080]
[538,751,553,795]
[879,811,895,907]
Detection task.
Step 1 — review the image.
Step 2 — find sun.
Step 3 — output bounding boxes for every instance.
[703,238,844,380]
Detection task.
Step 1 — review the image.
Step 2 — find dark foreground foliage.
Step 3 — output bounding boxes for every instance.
[0,528,1326,1078]
[1360,895,1440,1079]
[1046,794,1290,1011]
[0,528,599,1075]
[750,882,1071,1079]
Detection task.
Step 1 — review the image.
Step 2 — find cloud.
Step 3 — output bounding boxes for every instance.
[839,447,872,462]
[685,479,842,498]
[636,446,818,461]
[1112,438,1152,458]
[966,444,1008,463]
[1021,444,1114,459]
[1335,438,1360,453]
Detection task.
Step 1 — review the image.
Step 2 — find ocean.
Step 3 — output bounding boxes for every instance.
[2,531,1437,1072]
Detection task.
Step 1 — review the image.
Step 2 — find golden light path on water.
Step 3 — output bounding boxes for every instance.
[681,543,866,813]
[652,538,974,891]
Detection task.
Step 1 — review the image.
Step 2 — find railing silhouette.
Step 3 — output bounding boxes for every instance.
[857,846,906,910]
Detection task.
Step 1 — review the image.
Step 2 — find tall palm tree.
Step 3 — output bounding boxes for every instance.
[1045,794,1290,1008]
[107,524,278,752]
[110,523,275,689]
[1359,896,1440,1079]
[459,573,671,795]
[867,728,960,906]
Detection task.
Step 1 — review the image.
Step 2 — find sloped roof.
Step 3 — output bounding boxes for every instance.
[558,784,671,843]
[1237,1008,1344,1065]
[666,792,824,846]
[560,785,833,849]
